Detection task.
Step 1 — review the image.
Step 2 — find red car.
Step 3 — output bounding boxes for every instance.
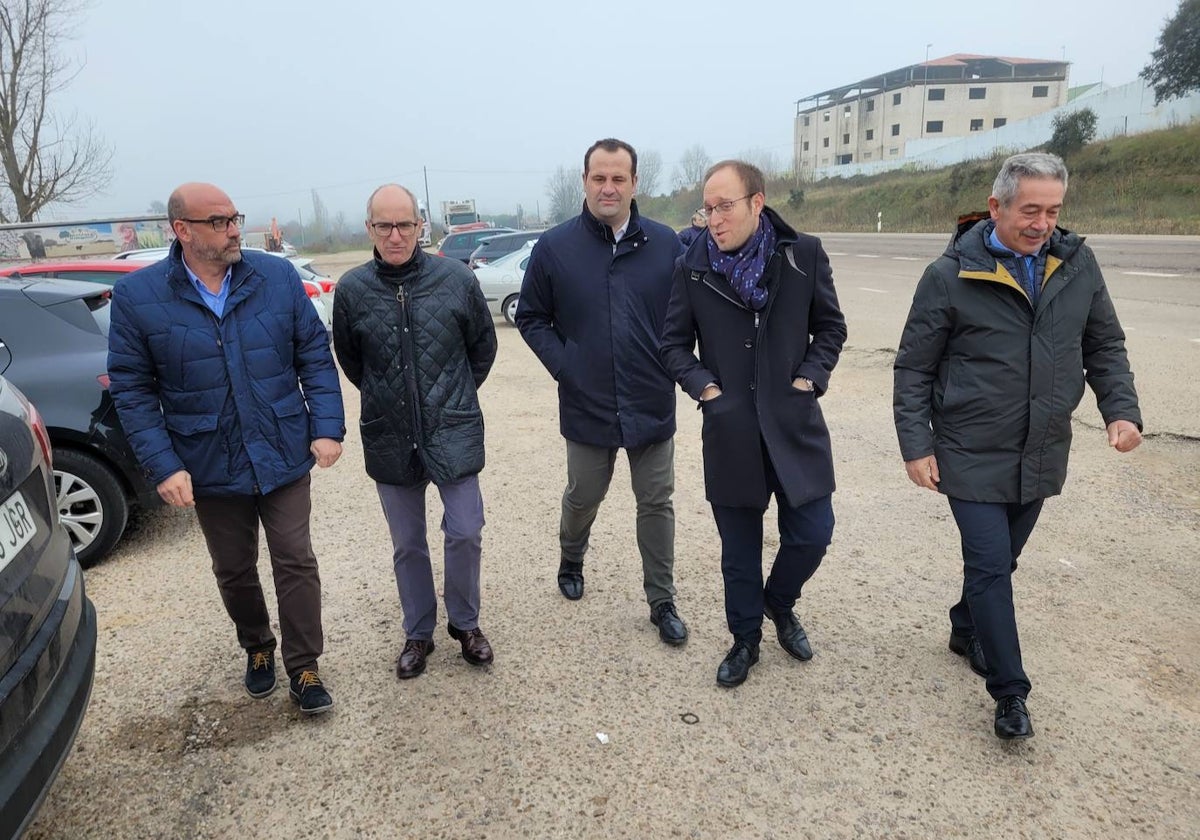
[0,259,142,285]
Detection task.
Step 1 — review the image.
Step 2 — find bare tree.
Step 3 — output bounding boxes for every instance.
[146,199,166,215]
[638,149,664,197]
[739,147,783,179]
[545,164,583,223]
[0,0,112,222]
[672,144,711,191]
[309,188,329,238]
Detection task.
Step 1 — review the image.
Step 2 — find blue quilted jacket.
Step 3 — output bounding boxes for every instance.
[107,243,345,497]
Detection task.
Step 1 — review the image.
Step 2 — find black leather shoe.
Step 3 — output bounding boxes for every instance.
[650,601,688,646]
[949,631,989,677]
[448,623,494,666]
[557,560,584,601]
[396,639,434,680]
[763,602,813,661]
[716,640,760,687]
[994,695,1034,740]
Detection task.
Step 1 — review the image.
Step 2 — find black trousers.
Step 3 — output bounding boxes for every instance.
[947,497,1045,701]
[193,474,323,677]
[710,456,834,644]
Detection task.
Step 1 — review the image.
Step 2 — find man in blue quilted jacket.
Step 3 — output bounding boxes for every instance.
[107,182,345,716]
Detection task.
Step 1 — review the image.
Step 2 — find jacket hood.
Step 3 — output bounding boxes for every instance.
[948,217,1084,273]
[681,204,798,271]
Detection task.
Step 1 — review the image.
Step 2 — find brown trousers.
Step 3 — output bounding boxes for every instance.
[193,474,323,677]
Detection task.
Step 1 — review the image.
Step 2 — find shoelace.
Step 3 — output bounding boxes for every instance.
[251,651,271,671]
[295,670,322,691]
[1000,696,1026,715]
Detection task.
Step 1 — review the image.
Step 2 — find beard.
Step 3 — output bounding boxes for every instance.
[192,237,242,266]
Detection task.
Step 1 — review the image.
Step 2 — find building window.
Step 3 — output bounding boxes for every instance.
[926,120,944,133]
[823,137,829,147]
[843,105,851,114]
[889,147,900,155]
[928,88,945,101]
[891,123,900,136]
[802,141,809,151]
[823,111,831,122]
[866,99,875,112]
[863,151,872,159]
[842,133,850,144]
[802,115,810,127]
[837,153,853,165]
[893,92,901,105]
[1033,85,1049,98]
[969,87,986,100]
[866,129,874,140]
[993,117,1007,128]
[970,118,984,131]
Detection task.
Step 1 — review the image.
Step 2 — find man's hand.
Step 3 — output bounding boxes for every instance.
[904,455,940,491]
[311,438,342,468]
[157,470,194,507]
[1107,420,1142,453]
[792,377,814,392]
[700,383,722,401]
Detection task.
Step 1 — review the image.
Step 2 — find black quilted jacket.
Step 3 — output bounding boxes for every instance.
[332,248,497,486]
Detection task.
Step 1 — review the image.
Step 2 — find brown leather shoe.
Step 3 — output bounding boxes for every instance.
[447,623,494,666]
[395,639,434,679]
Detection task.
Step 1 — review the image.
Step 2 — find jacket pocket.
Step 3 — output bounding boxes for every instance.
[163,413,225,484]
[164,413,219,435]
[270,391,311,467]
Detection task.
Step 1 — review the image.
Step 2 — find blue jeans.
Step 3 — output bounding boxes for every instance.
[947,497,1044,700]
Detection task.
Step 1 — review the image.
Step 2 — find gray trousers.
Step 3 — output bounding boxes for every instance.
[561,438,676,607]
[377,475,484,641]
[193,474,323,678]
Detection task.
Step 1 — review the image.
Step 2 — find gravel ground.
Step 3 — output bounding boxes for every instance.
[26,249,1200,839]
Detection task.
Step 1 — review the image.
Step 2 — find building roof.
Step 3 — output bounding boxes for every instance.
[796,53,1069,112]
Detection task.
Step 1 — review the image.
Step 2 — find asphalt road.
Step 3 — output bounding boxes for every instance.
[817,232,1200,439]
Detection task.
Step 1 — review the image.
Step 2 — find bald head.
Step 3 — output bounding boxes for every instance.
[366,183,419,220]
[167,182,233,225]
[366,183,423,266]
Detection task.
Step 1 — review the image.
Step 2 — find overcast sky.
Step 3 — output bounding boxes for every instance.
[44,0,1181,227]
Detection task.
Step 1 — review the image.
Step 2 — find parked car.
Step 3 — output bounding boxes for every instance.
[436,227,515,263]
[472,242,535,325]
[468,230,544,269]
[0,374,97,839]
[0,259,142,286]
[0,275,160,565]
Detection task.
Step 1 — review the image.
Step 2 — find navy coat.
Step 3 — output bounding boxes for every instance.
[516,201,682,449]
[107,243,345,497]
[661,208,847,509]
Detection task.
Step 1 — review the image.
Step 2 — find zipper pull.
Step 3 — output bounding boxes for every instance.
[754,311,760,329]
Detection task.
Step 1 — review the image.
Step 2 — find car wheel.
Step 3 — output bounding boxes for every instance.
[52,448,130,567]
[502,294,520,326]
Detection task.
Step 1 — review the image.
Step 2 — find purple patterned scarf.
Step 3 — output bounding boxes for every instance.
[706,215,776,310]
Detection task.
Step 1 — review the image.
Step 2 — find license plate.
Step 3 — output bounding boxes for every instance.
[0,490,38,571]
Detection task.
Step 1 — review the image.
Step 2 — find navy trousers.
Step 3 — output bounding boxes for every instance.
[710,454,834,644]
[947,497,1045,700]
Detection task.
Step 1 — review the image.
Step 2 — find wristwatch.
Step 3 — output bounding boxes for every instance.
[795,377,814,391]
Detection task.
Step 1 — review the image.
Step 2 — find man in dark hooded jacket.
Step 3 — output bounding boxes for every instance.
[661,160,846,687]
[893,152,1142,741]
[333,184,497,681]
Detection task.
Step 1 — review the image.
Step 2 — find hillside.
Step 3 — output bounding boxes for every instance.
[638,122,1200,235]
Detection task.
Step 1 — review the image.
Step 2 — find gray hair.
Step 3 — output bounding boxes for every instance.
[992,153,1068,206]
[366,183,421,221]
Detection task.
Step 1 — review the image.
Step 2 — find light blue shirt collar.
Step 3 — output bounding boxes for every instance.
[182,257,233,318]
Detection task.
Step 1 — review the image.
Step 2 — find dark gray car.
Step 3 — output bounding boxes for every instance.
[0,374,97,839]
[436,228,515,263]
[467,230,544,269]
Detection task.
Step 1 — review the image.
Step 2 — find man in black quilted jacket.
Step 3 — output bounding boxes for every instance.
[332,184,497,681]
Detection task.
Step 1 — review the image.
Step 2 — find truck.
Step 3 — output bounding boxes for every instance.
[0,215,173,261]
[417,201,433,246]
[440,199,480,234]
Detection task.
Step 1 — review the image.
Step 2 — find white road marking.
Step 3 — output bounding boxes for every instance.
[855,254,881,259]
[1191,338,1200,344]
[1058,558,1076,569]
[892,256,921,261]
[827,251,848,256]
[1123,271,1181,277]
[859,287,889,294]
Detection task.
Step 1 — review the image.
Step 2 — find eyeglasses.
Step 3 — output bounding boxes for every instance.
[700,195,753,219]
[370,220,422,236]
[179,214,245,231]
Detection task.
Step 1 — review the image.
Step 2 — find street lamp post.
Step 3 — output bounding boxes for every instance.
[919,43,932,139]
